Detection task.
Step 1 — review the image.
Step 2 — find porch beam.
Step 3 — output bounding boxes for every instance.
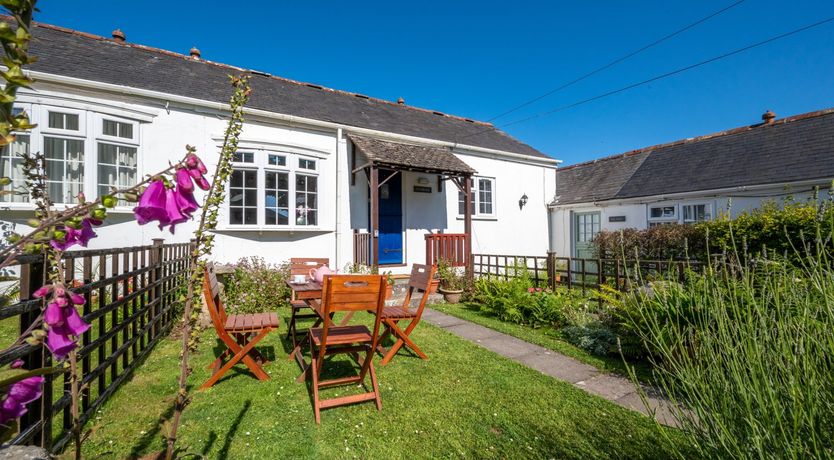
[377,170,400,188]
[353,162,373,175]
[369,165,379,268]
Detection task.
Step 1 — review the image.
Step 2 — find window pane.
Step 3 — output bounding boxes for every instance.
[98,143,137,204]
[0,135,30,203]
[103,119,118,136]
[98,143,118,164]
[229,169,257,225]
[233,152,254,163]
[43,137,84,204]
[119,122,133,139]
[48,112,79,130]
[299,158,315,170]
[264,171,289,226]
[268,154,286,166]
[295,174,317,225]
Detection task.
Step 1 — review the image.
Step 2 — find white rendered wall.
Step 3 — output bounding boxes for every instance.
[2,82,558,273]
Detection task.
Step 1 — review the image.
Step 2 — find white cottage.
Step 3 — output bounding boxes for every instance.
[0,20,559,274]
[548,109,834,259]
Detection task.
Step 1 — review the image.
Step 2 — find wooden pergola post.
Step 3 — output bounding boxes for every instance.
[463,174,473,280]
[369,165,379,268]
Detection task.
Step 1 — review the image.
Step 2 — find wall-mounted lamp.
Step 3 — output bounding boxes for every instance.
[416,177,430,185]
[519,193,528,210]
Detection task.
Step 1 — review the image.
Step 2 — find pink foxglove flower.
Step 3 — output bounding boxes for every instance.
[50,218,98,252]
[162,188,187,233]
[175,168,194,193]
[41,286,91,360]
[0,376,44,425]
[133,180,169,226]
[185,153,207,174]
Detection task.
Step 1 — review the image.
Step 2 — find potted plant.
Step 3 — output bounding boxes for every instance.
[437,260,464,304]
[382,271,394,299]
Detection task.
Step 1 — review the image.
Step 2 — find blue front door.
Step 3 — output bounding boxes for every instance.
[377,170,403,265]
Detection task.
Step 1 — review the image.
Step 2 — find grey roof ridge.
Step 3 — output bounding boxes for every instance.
[18,16,496,129]
[556,107,834,173]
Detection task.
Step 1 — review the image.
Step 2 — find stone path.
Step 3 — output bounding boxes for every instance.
[422,308,677,426]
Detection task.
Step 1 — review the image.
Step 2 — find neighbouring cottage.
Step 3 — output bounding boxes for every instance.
[548,108,834,258]
[0,19,559,274]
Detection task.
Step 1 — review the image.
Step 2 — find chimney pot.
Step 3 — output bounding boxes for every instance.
[397,97,405,105]
[189,47,201,59]
[762,110,776,124]
[111,29,125,42]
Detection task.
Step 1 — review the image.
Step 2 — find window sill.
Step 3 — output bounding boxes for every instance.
[0,202,135,214]
[455,216,498,222]
[213,226,331,233]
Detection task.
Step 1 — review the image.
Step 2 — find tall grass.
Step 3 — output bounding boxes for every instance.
[619,232,834,458]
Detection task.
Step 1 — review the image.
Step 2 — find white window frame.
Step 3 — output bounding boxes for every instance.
[225,151,321,230]
[647,203,678,226]
[681,202,713,224]
[458,176,497,218]
[1,103,143,209]
[0,103,32,204]
[94,113,139,206]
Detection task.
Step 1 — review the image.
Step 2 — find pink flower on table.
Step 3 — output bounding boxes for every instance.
[0,375,45,425]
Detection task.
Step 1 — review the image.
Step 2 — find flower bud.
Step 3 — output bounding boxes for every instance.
[26,218,40,227]
[101,195,117,208]
[92,208,107,221]
[123,192,139,202]
[0,176,11,186]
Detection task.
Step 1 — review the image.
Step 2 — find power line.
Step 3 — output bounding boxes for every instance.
[459,15,834,142]
[486,0,747,122]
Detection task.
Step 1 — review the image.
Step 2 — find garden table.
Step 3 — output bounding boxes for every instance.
[285,279,355,382]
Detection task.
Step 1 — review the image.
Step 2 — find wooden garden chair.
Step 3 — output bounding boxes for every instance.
[307,274,386,424]
[201,262,279,390]
[375,264,436,365]
[287,257,329,347]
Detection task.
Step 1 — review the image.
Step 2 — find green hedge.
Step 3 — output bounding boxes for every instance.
[593,192,834,261]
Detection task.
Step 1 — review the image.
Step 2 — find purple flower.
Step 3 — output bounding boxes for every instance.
[32,286,51,299]
[161,188,187,233]
[41,287,91,360]
[185,153,207,174]
[133,180,169,226]
[0,376,44,425]
[174,187,199,217]
[175,168,194,193]
[50,219,97,252]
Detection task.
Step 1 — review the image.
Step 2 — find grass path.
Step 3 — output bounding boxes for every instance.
[80,310,684,459]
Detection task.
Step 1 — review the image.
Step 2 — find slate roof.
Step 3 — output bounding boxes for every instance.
[349,134,476,175]
[553,109,834,205]
[18,18,548,159]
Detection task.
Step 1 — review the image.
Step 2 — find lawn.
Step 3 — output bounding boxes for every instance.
[431,302,654,382]
[78,309,685,459]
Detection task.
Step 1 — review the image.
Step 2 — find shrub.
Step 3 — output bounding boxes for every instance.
[222,256,291,314]
[593,224,705,261]
[615,243,834,458]
[593,191,834,262]
[472,274,582,328]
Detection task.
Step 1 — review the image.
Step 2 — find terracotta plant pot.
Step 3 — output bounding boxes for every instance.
[385,283,394,299]
[438,288,463,304]
[429,279,440,294]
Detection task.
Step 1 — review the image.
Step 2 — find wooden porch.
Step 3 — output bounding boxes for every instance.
[348,134,476,273]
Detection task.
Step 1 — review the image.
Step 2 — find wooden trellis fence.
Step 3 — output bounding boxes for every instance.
[0,239,194,452]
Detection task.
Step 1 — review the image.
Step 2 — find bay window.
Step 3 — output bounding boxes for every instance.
[0,103,141,206]
[458,176,496,217]
[228,151,320,228]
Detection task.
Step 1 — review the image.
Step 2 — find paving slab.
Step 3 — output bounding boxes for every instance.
[477,334,539,359]
[443,322,502,341]
[517,351,600,384]
[424,308,675,426]
[576,373,638,401]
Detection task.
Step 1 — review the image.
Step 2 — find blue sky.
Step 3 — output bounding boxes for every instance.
[37,0,834,165]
